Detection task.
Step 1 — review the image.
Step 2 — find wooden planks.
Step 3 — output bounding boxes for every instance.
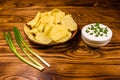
[0,0,120,80]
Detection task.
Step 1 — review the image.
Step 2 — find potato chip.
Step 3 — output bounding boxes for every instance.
[35,13,43,27]
[51,9,65,24]
[35,32,52,44]
[37,23,44,32]
[30,28,39,34]
[51,9,61,14]
[44,23,53,35]
[29,34,36,41]
[27,12,41,28]
[40,15,55,24]
[50,25,68,41]
[49,16,55,24]
[41,11,51,17]
[24,25,31,35]
[61,14,77,31]
[56,31,72,43]
[24,25,36,41]
[40,15,49,24]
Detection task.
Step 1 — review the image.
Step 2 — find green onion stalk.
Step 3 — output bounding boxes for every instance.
[4,32,44,71]
[13,27,51,67]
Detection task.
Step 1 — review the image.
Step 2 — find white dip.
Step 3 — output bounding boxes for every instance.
[81,23,112,47]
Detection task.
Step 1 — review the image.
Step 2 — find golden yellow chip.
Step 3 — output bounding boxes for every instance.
[35,13,43,27]
[40,15,55,24]
[50,25,68,41]
[40,15,49,24]
[35,32,52,44]
[24,25,31,35]
[28,34,36,41]
[56,31,72,43]
[27,12,41,28]
[51,9,65,24]
[51,9,61,14]
[61,14,77,31]
[37,23,44,32]
[24,25,36,41]
[44,23,53,35]
[49,16,55,24]
[30,28,39,34]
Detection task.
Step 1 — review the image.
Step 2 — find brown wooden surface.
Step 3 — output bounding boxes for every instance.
[0,0,120,80]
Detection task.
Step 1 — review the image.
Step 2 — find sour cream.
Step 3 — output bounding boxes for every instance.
[81,23,112,48]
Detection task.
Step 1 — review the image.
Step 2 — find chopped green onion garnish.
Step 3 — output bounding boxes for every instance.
[98,32,100,35]
[88,27,91,29]
[94,23,99,27]
[94,30,97,33]
[104,30,108,34]
[100,28,103,32]
[90,33,93,35]
[91,25,94,30]
[86,23,108,37]
[86,30,89,33]
[100,34,103,36]
[95,34,99,37]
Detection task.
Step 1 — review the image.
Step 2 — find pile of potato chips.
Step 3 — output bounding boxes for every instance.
[24,9,77,44]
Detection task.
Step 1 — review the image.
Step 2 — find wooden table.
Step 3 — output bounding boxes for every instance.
[0,0,120,80]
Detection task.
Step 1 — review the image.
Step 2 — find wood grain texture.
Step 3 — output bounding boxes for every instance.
[0,0,120,80]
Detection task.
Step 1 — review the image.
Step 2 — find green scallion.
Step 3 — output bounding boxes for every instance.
[4,32,44,71]
[13,27,50,68]
[4,27,51,71]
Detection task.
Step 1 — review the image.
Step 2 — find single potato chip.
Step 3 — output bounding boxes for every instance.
[30,28,39,34]
[24,25,31,35]
[28,34,36,41]
[40,15,49,24]
[49,16,55,24]
[37,23,44,32]
[51,9,65,24]
[35,32,52,44]
[61,14,77,31]
[35,13,43,27]
[51,9,61,14]
[40,14,55,24]
[44,23,53,35]
[50,25,69,41]
[56,31,72,43]
[24,25,36,41]
[27,12,41,28]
